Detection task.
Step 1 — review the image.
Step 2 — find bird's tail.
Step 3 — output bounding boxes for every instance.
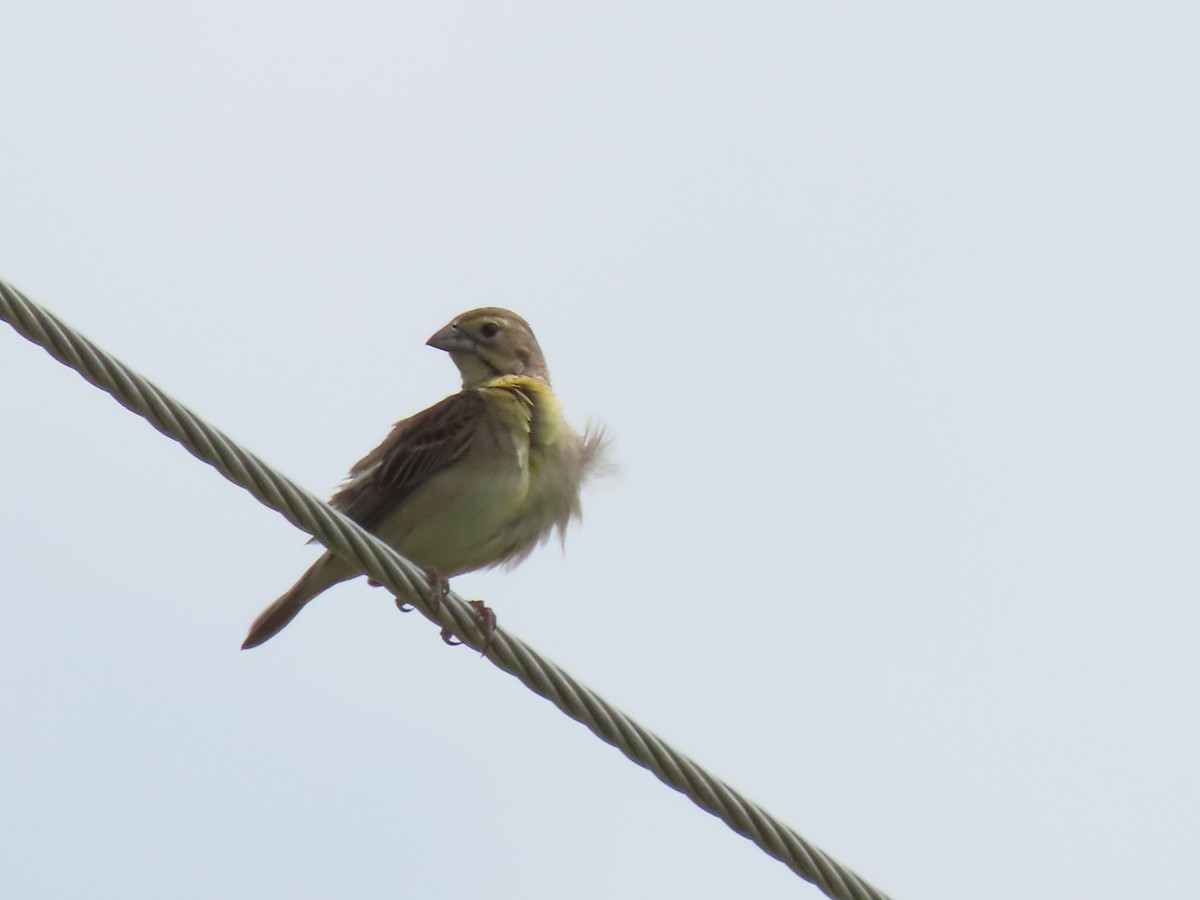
[241,553,353,650]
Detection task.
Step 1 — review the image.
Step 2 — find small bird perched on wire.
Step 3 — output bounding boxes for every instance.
[241,308,608,650]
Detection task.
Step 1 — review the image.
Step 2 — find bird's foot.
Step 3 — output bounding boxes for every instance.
[470,600,498,653]
[440,600,497,653]
[392,568,448,614]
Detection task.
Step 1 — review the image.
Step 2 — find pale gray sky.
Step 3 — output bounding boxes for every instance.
[3,3,1199,898]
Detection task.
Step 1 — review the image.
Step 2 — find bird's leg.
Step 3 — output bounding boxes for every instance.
[440,599,497,653]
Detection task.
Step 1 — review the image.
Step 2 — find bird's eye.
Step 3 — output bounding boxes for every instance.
[479,322,501,339]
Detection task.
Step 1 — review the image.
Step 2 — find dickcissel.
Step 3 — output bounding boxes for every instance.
[242,308,608,649]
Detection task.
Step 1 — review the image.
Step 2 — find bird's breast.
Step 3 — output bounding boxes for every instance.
[376,377,580,576]
[481,378,583,567]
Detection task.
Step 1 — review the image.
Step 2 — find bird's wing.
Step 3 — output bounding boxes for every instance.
[328,390,488,532]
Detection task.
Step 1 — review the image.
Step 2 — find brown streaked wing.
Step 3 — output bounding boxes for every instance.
[328,390,487,532]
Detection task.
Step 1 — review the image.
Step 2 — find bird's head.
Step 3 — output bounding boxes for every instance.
[427,308,550,388]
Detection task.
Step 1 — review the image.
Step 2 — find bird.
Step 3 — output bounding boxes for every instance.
[241,307,608,650]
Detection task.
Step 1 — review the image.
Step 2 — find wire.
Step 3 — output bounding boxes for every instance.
[0,277,893,900]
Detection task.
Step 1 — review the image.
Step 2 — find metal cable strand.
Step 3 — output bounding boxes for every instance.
[0,278,892,900]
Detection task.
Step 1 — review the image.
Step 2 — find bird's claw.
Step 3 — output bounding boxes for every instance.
[440,599,497,653]
[392,568,448,615]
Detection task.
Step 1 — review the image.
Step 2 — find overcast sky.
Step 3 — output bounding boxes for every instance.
[3,3,1199,899]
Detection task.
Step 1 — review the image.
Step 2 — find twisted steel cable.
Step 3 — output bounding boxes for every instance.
[0,277,893,900]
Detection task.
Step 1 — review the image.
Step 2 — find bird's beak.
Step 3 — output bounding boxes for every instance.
[427,323,476,354]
